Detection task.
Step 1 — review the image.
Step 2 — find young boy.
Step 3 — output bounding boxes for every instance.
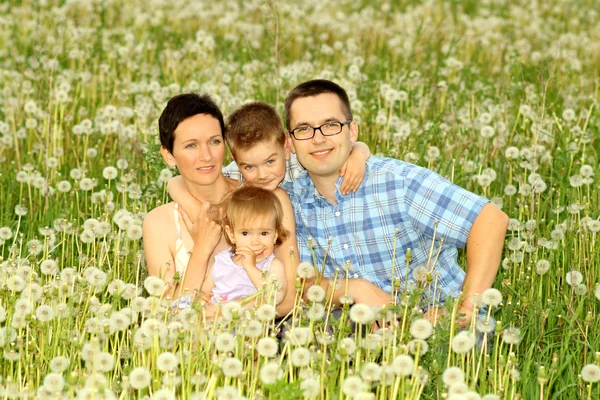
[167,101,371,217]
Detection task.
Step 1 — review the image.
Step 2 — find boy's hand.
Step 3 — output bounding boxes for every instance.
[235,247,259,270]
[339,150,366,195]
[180,201,222,254]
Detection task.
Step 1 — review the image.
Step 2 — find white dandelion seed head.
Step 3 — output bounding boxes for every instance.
[574,283,587,296]
[349,303,376,325]
[151,389,176,400]
[256,304,277,321]
[307,303,325,321]
[215,332,236,353]
[306,285,326,303]
[581,364,600,383]
[342,376,366,398]
[221,357,243,378]
[393,354,414,376]
[482,288,503,307]
[595,284,600,301]
[49,356,70,373]
[409,318,434,340]
[144,276,166,297]
[408,339,429,355]
[256,337,279,358]
[442,366,465,387]
[259,362,282,385]
[290,347,311,367]
[297,262,316,279]
[129,367,152,390]
[43,372,65,393]
[451,331,476,354]
[502,326,522,345]
[565,270,583,286]
[286,327,313,346]
[220,301,243,321]
[361,362,382,382]
[300,378,320,398]
[338,337,357,356]
[35,305,55,322]
[156,351,179,372]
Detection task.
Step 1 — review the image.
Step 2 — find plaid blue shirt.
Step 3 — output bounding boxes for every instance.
[284,156,489,304]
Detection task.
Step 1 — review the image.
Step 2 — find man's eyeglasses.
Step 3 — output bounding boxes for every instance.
[289,120,352,140]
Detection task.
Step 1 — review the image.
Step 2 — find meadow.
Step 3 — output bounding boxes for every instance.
[0,0,599,398]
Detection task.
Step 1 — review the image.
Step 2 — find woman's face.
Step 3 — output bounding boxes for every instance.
[162,113,226,187]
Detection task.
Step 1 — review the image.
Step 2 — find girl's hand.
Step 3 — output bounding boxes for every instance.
[180,201,222,254]
[235,247,260,270]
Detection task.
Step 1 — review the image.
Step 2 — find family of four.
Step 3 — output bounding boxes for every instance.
[142,79,509,326]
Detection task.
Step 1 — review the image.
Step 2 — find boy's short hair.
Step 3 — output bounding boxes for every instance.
[158,93,225,153]
[223,186,289,253]
[225,101,285,158]
[284,79,353,130]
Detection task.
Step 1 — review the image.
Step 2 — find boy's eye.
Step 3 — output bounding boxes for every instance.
[266,159,275,165]
[243,165,254,171]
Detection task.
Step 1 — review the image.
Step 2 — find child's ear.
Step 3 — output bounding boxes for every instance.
[224,225,235,243]
[273,231,278,244]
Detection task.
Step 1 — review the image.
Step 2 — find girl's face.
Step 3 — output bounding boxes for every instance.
[225,214,278,263]
[161,113,226,187]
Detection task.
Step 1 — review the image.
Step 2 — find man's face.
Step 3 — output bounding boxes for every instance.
[234,139,288,191]
[287,93,357,180]
[161,113,226,187]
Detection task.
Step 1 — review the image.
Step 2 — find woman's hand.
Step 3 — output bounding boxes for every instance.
[180,201,222,254]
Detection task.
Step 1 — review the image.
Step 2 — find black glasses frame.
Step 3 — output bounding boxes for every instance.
[289,120,352,140]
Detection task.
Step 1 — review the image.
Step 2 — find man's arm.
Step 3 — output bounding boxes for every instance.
[459,203,508,324]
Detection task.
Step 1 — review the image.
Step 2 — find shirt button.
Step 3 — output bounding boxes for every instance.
[344,244,349,249]
[335,211,341,217]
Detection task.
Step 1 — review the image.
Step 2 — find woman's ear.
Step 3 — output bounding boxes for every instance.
[160,146,176,168]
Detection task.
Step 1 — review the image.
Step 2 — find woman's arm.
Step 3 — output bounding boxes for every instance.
[142,208,177,296]
[272,188,299,316]
[267,258,287,305]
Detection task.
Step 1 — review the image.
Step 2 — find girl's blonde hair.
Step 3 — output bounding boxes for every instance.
[223,186,289,253]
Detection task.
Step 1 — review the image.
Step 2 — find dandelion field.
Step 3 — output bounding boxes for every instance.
[1,0,600,398]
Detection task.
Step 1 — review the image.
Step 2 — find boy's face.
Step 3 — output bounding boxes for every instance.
[234,139,288,191]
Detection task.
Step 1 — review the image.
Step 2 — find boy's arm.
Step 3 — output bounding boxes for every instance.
[167,176,202,220]
[339,141,371,195]
[267,258,287,305]
[302,276,392,308]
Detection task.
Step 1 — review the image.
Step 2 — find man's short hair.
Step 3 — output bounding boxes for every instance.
[225,101,285,158]
[284,79,353,130]
[158,93,225,153]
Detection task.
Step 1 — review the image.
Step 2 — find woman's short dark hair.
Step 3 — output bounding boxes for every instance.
[158,93,225,153]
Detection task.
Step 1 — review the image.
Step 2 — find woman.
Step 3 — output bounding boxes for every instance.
[142,93,298,316]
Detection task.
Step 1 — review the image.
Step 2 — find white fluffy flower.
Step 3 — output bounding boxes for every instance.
[144,276,166,297]
[156,352,179,372]
[451,331,476,354]
[290,347,311,367]
[49,356,70,373]
[215,332,236,353]
[409,318,433,340]
[43,372,65,392]
[256,304,277,321]
[482,288,503,307]
[306,285,326,302]
[442,366,465,387]
[393,354,414,376]
[221,357,243,378]
[581,364,600,383]
[342,376,366,397]
[565,270,583,286]
[256,337,279,358]
[349,304,375,325]
[259,362,282,385]
[297,262,316,279]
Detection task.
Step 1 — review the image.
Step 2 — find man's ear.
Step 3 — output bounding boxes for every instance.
[349,120,359,144]
[160,146,176,168]
[224,225,235,243]
[286,134,296,154]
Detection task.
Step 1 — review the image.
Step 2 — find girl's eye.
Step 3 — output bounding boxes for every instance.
[261,232,270,236]
[241,232,248,236]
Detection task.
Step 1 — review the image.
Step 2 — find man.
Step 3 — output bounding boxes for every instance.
[283,79,508,326]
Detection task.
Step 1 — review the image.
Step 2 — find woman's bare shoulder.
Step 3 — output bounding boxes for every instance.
[143,202,176,227]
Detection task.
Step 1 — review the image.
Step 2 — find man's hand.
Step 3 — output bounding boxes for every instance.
[180,201,222,252]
